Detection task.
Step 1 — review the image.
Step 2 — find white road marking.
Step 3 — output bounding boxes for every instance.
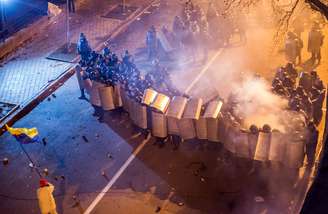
[84,135,151,214]
[184,49,224,94]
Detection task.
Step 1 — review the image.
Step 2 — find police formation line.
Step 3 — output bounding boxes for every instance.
[76,59,312,171]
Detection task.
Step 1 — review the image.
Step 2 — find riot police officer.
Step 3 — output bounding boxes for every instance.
[146,26,158,60]
[77,33,91,61]
[308,22,324,65]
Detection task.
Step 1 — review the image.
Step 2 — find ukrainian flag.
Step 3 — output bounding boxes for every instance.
[6,125,39,144]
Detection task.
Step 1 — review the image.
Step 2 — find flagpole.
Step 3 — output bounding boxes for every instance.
[19,143,42,178]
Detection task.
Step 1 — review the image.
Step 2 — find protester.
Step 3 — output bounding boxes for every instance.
[37,179,57,214]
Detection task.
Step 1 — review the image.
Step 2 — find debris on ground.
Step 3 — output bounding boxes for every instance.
[3,158,9,166]
[82,136,89,143]
[42,137,47,146]
[43,168,49,176]
[52,94,57,98]
[178,202,184,206]
[28,163,34,168]
[155,206,161,213]
[47,97,51,102]
[254,196,265,203]
[107,153,113,159]
[200,177,205,182]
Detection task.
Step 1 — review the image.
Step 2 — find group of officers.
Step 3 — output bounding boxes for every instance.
[76,30,320,171]
[144,0,244,63]
[271,62,324,166]
[272,63,325,126]
[285,22,324,66]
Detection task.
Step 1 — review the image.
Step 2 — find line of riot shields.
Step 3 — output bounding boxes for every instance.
[78,61,307,170]
[76,41,310,172]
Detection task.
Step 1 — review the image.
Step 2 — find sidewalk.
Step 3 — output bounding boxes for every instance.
[0,0,151,125]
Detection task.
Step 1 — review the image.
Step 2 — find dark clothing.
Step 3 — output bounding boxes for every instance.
[305,127,319,166]
[68,0,75,13]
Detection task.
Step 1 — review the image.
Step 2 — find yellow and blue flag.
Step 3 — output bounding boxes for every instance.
[5,125,39,144]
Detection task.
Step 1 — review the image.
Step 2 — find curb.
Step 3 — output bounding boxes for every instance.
[0,1,157,135]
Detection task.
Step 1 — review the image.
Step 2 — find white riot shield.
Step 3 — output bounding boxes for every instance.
[285,136,305,168]
[247,132,259,159]
[206,101,223,142]
[235,129,250,158]
[84,78,92,95]
[166,96,188,135]
[98,86,115,111]
[178,118,196,140]
[151,93,170,113]
[167,118,180,135]
[254,132,271,161]
[90,81,105,107]
[224,124,236,154]
[178,99,202,140]
[142,88,158,106]
[151,111,168,138]
[134,102,148,129]
[268,131,286,163]
[113,84,123,107]
[120,87,129,112]
[129,99,138,125]
[196,117,207,140]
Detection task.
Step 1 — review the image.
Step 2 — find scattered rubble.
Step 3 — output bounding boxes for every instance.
[3,158,9,166]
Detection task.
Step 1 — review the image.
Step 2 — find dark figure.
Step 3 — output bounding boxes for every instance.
[171,135,182,150]
[299,71,312,93]
[285,63,298,82]
[308,23,324,65]
[77,33,91,61]
[305,122,319,167]
[295,33,303,65]
[68,0,76,13]
[285,32,298,65]
[146,26,158,60]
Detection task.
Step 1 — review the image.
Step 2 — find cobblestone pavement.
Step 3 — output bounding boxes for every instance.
[0,0,150,105]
